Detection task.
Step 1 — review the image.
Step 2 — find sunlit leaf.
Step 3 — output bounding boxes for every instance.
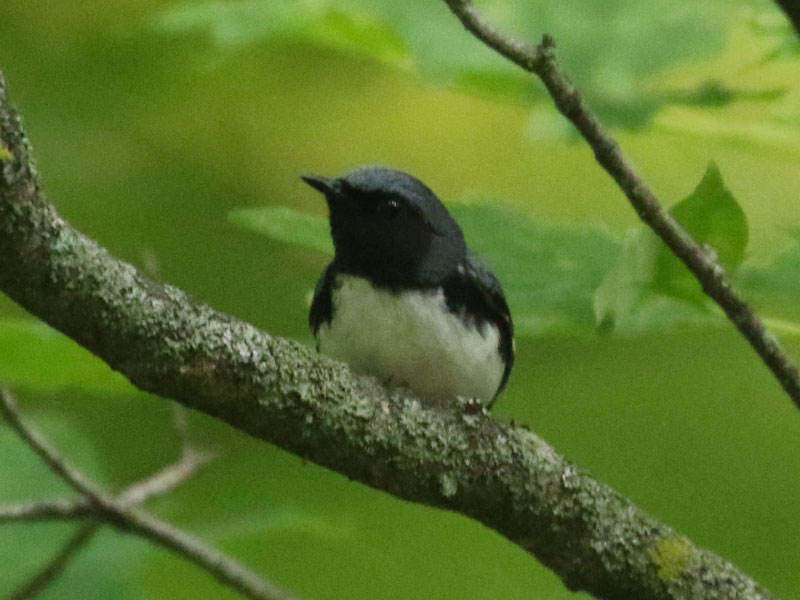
[763,37,800,62]
[228,206,333,254]
[151,0,744,130]
[0,318,133,393]
[152,0,411,68]
[309,8,412,68]
[0,142,12,162]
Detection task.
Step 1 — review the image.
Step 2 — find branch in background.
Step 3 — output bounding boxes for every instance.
[774,0,800,36]
[0,447,212,523]
[442,0,800,413]
[0,391,109,502]
[118,446,212,506]
[8,522,101,600]
[0,498,84,522]
[0,390,295,600]
[0,71,777,600]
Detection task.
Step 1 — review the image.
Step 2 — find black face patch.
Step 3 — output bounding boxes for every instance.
[327,179,463,287]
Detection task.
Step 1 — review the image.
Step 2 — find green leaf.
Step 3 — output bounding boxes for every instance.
[653,162,748,303]
[595,163,747,332]
[228,206,333,254]
[229,203,618,337]
[593,229,659,331]
[151,0,411,69]
[735,231,800,326]
[307,8,411,68]
[0,318,133,394]
[151,0,740,130]
[0,142,12,162]
[451,204,618,337]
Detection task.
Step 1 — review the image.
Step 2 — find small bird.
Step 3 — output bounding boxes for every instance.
[302,167,514,408]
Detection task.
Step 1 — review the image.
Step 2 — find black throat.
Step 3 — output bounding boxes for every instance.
[331,223,467,290]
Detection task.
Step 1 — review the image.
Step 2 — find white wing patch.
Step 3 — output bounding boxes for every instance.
[317,275,504,403]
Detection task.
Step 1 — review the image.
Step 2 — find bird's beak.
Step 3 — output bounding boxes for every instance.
[301,174,340,197]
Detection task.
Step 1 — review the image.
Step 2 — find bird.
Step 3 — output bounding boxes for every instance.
[302,166,514,408]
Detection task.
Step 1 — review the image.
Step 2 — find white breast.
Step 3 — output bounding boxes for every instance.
[317,275,504,404]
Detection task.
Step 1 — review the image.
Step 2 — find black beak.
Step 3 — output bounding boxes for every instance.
[301,174,340,196]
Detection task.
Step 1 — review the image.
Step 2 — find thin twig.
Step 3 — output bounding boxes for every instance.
[442,0,800,411]
[171,402,191,448]
[0,499,84,523]
[113,508,298,600]
[8,522,100,600]
[0,449,213,523]
[0,389,108,502]
[117,447,213,507]
[0,390,296,600]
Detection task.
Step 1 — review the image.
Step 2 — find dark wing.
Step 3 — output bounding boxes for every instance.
[444,252,514,406]
[309,262,338,341]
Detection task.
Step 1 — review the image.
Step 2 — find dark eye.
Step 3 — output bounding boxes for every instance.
[379,198,401,219]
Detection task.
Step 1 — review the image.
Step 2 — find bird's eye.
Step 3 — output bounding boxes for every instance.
[379,198,401,219]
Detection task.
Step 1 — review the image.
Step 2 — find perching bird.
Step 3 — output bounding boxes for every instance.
[302,167,513,408]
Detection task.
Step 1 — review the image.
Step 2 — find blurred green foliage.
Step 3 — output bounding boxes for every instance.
[229,206,334,255]
[0,319,134,394]
[2,0,800,599]
[151,0,744,129]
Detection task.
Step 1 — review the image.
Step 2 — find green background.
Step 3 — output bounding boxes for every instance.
[1,1,800,598]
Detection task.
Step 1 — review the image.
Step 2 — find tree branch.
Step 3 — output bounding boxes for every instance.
[118,447,212,506]
[0,390,121,504]
[441,0,800,413]
[8,522,100,600]
[0,66,778,599]
[0,390,294,600]
[104,507,298,600]
[0,447,212,523]
[0,498,83,523]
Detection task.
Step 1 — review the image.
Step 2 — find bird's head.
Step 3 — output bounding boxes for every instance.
[302,167,466,287]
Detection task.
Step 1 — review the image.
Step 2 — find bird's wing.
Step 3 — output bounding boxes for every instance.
[309,262,337,339]
[446,252,515,403]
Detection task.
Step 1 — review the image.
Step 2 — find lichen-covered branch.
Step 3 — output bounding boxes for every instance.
[441,0,800,412]
[0,70,777,599]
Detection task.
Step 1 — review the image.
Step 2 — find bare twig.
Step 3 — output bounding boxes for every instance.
[442,0,800,412]
[0,448,213,523]
[117,447,213,507]
[0,390,295,600]
[8,522,100,600]
[171,402,191,448]
[0,390,108,502]
[110,508,298,600]
[0,499,85,523]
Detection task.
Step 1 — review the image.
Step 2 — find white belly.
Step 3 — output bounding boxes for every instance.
[317,275,504,403]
